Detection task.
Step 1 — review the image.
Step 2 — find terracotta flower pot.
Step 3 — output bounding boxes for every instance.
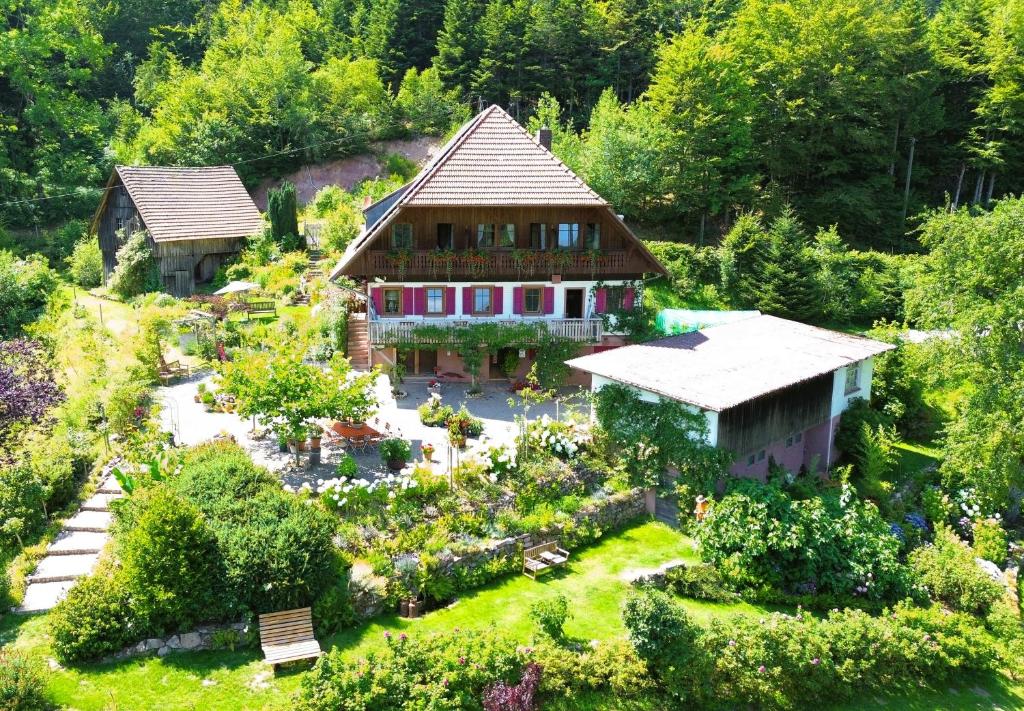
[387,458,405,471]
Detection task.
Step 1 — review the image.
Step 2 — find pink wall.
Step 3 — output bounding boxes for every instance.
[728,414,841,480]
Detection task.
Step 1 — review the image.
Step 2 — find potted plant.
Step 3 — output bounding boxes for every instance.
[201,389,216,411]
[195,382,207,404]
[277,432,288,453]
[379,438,411,471]
[447,420,467,449]
[421,443,435,462]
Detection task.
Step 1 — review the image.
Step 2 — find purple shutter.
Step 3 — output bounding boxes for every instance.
[415,287,425,316]
[446,287,456,315]
[513,287,524,315]
[543,287,555,315]
[371,288,383,315]
[493,286,503,315]
[463,286,472,315]
[402,287,414,316]
[595,288,607,314]
[623,287,636,311]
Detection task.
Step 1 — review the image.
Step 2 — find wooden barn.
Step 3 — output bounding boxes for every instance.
[567,314,895,479]
[91,166,265,296]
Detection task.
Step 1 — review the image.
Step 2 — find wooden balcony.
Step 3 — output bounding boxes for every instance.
[367,249,634,279]
[369,317,603,346]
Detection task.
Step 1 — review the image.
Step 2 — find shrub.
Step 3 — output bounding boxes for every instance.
[0,650,48,710]
[482,662,541,711]
[108,230,159,298]
[50,569,133,663]
[529,594,570,639]
[299,628,522,711]
[336,453,357,478]
[972,518,1008,566]
[66,238,104,288]
[665,563,737,603]
[268,182,301,251]
[696,479,911,600]
[622,589,706,699]
[834,398,893,461]
[910,525,1004,615]
[0,251,59,338]
[116,486,222,633]
[378,438,411,465]
[417,395,454,427]
[0,465,46,554]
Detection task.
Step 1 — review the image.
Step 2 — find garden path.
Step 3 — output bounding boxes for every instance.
[16,463,123,613]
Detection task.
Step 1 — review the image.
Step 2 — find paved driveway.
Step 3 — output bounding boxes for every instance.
[157,373,589,488]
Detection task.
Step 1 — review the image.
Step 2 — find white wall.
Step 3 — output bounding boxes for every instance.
[372,279,634,320]
[830,357,876,418]
[590,374,718,446]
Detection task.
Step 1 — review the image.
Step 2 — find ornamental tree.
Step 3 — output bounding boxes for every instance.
[219,347,378,464]
[0,339,66,448]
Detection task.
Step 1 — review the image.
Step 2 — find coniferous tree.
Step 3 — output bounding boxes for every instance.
[268,182,301,251]
[434,0,489,96]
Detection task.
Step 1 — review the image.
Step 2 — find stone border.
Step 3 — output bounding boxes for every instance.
[106,622,251,661]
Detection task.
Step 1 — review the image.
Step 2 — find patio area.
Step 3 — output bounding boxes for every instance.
[157,372,589,488]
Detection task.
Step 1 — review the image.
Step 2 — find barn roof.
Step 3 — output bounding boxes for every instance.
[566,315,895,412]
[330,105,661,279]
[100,166,264,243]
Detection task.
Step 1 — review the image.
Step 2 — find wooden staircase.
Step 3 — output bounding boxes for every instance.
[347,313,370,371]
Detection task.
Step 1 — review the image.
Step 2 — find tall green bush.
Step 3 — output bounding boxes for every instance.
[108,230,159,298]
[0,251,59,338]
[910,526,1005,615]
[50,568,134,663]
[268,182,301,251]
[66,238,104,288]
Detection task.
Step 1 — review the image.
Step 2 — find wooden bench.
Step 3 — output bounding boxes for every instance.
[158,354,189,385]
[523,541,570,579]
[245,300,277,320]
[258,607,322,669]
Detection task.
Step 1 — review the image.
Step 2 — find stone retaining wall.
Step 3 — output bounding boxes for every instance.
[350,488,648,619]
[106,621,251,662]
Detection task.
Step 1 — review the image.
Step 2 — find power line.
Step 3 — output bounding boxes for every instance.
[0,103,472,210]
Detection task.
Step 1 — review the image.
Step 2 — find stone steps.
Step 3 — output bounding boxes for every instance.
[18,580,78,613]
[64,509,112,532]
[29,553,100,583]
[47,530,107,556]
[82,492,121,511]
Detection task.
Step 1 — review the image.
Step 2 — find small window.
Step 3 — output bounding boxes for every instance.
[425,286,445,315]
[747,454,755,466]
[392,223,413,249]
[585,223,601,250]
[557,223,579,249]
[115,217,124,232]
[382,287,402,315]
[786,436,794,447]
[499,224,516,248]
[845,363,860,393]
[757,450,766,461]
[529,223,547,250]
[606,286,624,313]
[472,286,493,315]
[795,432,802,443]
[477,224,495,248]
[523,286,543,315]
[437,223,453,250]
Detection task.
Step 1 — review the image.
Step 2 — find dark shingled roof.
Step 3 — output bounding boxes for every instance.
[114,166,264,243]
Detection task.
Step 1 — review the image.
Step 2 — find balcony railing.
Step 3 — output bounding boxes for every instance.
[369,317,603,346]
[367,250,630,278]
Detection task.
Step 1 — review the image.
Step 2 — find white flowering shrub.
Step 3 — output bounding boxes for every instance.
[312,466,445,516]
[525,415,590,460]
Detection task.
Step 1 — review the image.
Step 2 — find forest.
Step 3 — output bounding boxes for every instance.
[2,0,1022,251]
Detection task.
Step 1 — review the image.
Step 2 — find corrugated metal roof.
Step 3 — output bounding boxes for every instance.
[115,166,264,243]
[567,315,895,412]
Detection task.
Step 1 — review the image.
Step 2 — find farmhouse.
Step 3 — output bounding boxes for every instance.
[329,105,666,378]
[567,314,895,478]
[91,165,265,296]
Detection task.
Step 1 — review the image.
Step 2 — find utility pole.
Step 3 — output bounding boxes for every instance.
[900,137,916,226]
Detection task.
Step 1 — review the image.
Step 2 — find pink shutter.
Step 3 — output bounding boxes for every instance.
[446,287,456,315]
[595,288,607,314]
[543,287,555,315]
[463,286,472,315]
[513,287,523,315]
[493,286,503,315]
[623,287,636,311]
[402,287,414,316]
[371,288,383,315]
[414,287,425,316]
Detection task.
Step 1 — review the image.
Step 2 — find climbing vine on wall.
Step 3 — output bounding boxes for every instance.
[593,383,730,491]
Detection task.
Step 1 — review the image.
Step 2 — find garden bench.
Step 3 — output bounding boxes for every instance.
[245,300,277,320]
[158,354,189,384]
[523,541,570,579]
[258,607,322,670]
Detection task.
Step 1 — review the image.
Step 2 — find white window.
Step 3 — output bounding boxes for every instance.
[383,288,402,315]
[523,286,543,315]
[557,223,579,249]
[845,363,861,394]
[472,286,493,315]
[425,286,444,315]
[477,224,495,248]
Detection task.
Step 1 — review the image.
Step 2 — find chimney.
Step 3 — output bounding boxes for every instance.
[536,126,552,151]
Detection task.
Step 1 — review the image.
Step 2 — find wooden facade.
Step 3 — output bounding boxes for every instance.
[347,205,654,281]
[93,172,246,297]
[716,373,833,456]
